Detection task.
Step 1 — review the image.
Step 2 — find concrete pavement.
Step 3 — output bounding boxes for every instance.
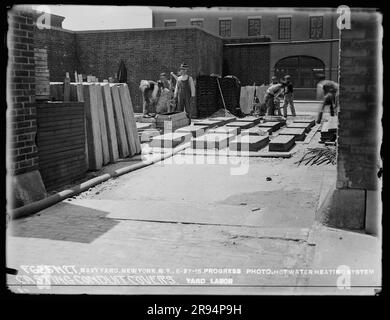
[6,116,381,295]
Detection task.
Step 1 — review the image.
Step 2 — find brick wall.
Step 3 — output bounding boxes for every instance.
[75,27,223,112]
[337,11,382,191]
[7,7,39,176]
[223,37,271,86]
[34,27,78,82]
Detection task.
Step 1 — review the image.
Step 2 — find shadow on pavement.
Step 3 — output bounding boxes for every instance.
[9,202,119,243]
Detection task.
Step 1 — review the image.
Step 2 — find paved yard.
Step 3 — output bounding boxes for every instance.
[6,123,380,295]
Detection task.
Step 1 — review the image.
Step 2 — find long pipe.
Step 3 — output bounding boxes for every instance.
[9,143,189,220]
[224,38,340,46]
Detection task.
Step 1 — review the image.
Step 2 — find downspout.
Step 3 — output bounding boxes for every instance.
[329,13,334,80]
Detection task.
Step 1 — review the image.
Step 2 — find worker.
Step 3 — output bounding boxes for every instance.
[282,75,296,117]
[173,63,196,122]
[159,73,171,90]
[317,87,338,124]
[264,81,286,116]
[271,76,278,85]
[139,80,159,115]
[270,76,282,115]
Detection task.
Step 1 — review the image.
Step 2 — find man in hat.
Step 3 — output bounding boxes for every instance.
[282,75,296,117]
[155,73,173,114]
[173,63,196,122]
[271,76,279,85]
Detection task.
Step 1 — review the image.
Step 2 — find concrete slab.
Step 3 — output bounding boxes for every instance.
[287,122,312,133]
[193,119,225,128]
[269,135,296,152]
[182,147,292,158]
[236,116,262,125]
[293,119,316,128]
[175,125,208,137]
[150,132,191,148]
[136,122,152,130]
[225,121,255,130]
[258,121,284,132]
[279,127,306,141]
[241,127,271,136]
[229,135,270,152]
[139,129,161,143]
[208,126,240,136]
[262,115,287,124]
[191,133,235,150]
[209,116,237,125]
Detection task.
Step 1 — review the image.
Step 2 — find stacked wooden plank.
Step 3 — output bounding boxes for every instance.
[49,82,141,171]
[36,102,87,191]
[195,75,222,118]
[220,76,241,116]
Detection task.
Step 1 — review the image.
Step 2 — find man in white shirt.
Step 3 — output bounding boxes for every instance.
[264,82,285,116]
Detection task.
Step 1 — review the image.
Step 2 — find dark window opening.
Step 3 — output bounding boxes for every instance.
[278,17,291,40]
[310,16,323,39]
[219,19,231,37]
[164,21,176,27]
[191,20,203,28]
[248,18,261,36]
[274,56,325,88]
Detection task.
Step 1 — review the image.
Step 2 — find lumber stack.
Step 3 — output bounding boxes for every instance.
[36,102,87,191]
[220,75,241,116]
[49,81,141,171]
[196,75,222,118]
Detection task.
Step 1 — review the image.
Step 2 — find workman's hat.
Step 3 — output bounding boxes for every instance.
[179,63,189,70]
[160,72,168,77]
[284,75,291,80]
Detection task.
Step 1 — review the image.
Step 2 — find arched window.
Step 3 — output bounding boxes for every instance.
[274,56,325,88]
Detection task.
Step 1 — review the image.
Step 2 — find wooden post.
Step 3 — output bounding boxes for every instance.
[110,84,129,158]
[83,84,103,170]
[96,83,110,165]
[101,84,119,163]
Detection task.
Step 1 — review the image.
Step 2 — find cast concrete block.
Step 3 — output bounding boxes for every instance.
[269,135,296,152]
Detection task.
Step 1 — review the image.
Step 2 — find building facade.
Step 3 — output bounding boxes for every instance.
[152,7,340,99]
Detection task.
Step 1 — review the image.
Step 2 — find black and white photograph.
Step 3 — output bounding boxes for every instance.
[4,4,382,298]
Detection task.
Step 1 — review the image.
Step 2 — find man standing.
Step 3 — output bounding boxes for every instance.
[282,75,296,117]
[173,63,196,122]
[270,76,283,115]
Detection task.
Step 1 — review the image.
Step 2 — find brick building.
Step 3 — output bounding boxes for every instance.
[317,9,382,235]
[7,6,46,208]
[152,7,340,99]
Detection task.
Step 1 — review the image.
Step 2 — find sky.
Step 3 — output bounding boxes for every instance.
[31,5,153,31]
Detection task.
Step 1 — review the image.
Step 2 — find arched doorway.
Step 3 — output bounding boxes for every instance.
[274,56,325,88]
